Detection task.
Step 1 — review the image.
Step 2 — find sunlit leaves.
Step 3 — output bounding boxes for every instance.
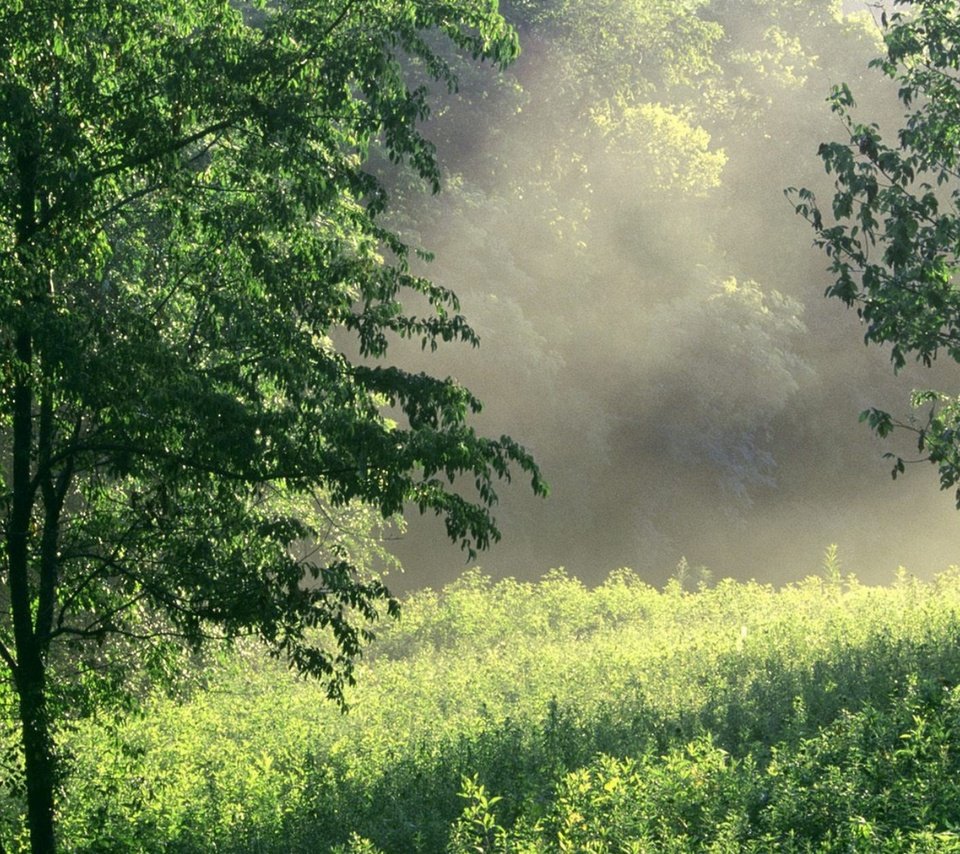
[590,99,727,193]
[36,566,960,850]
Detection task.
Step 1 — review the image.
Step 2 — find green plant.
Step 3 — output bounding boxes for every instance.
[448,776,510,854]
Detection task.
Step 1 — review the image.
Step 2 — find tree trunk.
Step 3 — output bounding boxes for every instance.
[8,104,58,854]
[7,325,57,852]
[16,656,55,854]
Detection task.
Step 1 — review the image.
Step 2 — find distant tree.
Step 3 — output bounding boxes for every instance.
[791,0,960,504]
[0,1,544,850]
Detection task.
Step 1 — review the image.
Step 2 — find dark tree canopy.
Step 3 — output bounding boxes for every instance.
[792,0,960,505]
[0,1,543,849]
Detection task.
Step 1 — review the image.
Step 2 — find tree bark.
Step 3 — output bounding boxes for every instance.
[8,330,57,852]
[8,102,59,854]
[15,653,55,854]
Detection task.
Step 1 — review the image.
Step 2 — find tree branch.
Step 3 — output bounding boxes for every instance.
[0,640,18,678]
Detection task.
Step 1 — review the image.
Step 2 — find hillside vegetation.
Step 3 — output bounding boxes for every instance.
[7,556,960,851]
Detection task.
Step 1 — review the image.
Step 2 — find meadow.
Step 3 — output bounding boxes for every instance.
[7,551,960,852]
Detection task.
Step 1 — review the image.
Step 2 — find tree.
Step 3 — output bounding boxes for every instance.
[790,0,960,506]
[0,1,544,849]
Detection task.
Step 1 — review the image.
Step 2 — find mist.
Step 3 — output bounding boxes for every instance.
[375,0,960,590]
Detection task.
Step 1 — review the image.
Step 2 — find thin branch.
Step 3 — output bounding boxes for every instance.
[50,589,150,642]
[261,0,363,87]
[55,518,148,628]
[88,118,238,185]
[0,640,17,677]
[51,623,230,644]
[50,438,357,484]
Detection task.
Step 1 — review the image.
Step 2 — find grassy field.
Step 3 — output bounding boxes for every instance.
[6,554,960,851]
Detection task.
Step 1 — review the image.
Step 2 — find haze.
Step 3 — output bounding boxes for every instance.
[376,0,959,590]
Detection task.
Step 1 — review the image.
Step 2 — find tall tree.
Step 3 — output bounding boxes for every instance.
[0,1,543,849]
[791,0,960,505]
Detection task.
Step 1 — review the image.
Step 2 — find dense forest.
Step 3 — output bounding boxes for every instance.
[383,0,960,587]
[6,0,960,850]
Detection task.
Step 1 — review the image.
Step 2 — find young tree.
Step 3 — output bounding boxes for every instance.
[0,1,543,849]
[791,0,960,504]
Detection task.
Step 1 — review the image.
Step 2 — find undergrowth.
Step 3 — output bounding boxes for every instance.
[5,558,960,851]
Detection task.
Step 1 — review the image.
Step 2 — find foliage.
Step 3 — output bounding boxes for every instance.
[11,562,960,852]
[791,0,960,504]
[0,0,543,849]
[447,776,511,854]
[590,99,727,193]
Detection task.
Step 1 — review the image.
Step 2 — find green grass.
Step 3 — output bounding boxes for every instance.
[8,560,960,851]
